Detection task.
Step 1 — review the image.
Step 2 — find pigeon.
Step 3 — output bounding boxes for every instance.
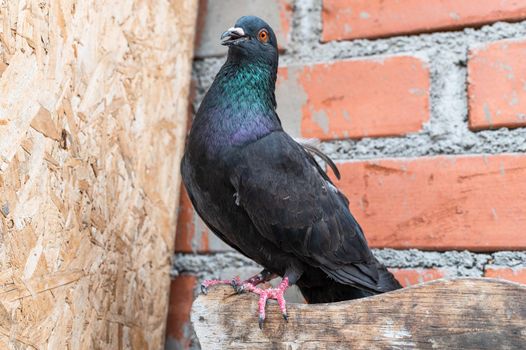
[181,16,402,328]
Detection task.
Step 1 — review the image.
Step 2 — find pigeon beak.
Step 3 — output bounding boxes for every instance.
[221,27,248,46]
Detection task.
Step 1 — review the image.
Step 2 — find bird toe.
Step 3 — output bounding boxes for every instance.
[258,315,265,330]
[200,284,208,295]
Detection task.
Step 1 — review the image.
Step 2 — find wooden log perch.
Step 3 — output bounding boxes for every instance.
[192,278,526,349]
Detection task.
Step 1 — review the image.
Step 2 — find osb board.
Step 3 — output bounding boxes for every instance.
[192,278,526,349]
[0,0,197,348]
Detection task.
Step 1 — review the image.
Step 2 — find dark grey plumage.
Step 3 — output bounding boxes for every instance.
[181,16,401,303]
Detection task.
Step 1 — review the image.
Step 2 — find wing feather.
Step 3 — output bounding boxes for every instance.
[231,131,385,291]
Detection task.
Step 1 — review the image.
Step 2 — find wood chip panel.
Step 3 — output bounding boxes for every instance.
[0,0,197,348]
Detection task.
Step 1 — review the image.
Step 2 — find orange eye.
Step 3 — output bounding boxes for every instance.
[258,29,269,43]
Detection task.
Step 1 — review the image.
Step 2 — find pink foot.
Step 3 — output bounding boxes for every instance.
[232,270,277,294]
[200,277,241,294]
[241,277,289,329]
[202,270,277,295]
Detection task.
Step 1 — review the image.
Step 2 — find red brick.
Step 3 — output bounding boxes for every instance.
[276,56,429,140]
[175,186,204,252]
[330,154,526,251]
[165,275,197,350]
[468,39,526,130]
[322,0,526,41]
[194,0,293,57]
[390,268,447,287]
[485,267,526,285]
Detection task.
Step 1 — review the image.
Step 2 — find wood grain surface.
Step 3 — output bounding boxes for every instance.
[192,278,526,349]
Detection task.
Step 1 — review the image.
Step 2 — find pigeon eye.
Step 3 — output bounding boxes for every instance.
[258,29,269,43]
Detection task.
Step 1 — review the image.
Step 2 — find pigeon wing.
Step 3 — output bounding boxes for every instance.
[230,131,386,292]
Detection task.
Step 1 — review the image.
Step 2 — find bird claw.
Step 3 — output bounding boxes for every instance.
[231,277,246,294]
[200,275,266,295]
[200,278,234,295]
[258,315,265,330]
[201,276,290,329]
[243,277,289,330]
[200,284,208,295]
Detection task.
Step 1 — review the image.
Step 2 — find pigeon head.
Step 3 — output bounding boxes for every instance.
[221,16,278,67]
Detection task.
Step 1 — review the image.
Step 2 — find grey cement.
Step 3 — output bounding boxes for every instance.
[491,251,526,266]
[173,249,525,280]
[172,2,526,348]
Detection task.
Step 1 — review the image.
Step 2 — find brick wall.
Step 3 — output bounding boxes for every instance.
[168,1,526,349]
